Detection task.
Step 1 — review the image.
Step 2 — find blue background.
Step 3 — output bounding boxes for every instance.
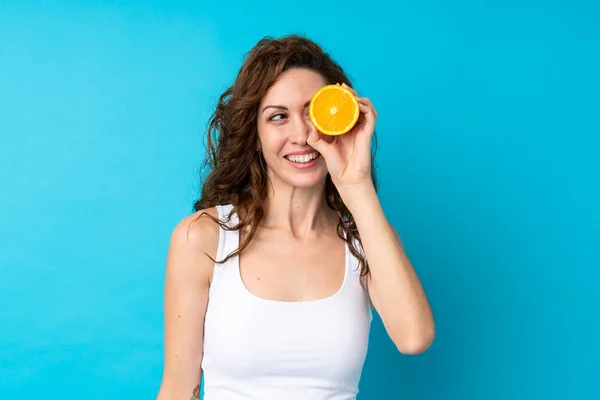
[1,1,598,399]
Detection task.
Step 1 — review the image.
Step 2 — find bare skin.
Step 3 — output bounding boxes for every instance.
[238,208,346,303]
[156,70,348,399]
[155,209,218,400]
[156,204,346,400]
[156,68,434,399]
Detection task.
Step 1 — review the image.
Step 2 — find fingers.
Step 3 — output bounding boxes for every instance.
[358,102,376,134]
[359,97,378,119]
[307,125,332,157]
[358,97,378,120]
[340,83,378,120]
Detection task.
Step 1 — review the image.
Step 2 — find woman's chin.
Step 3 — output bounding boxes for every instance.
[283,171,327,190]
[267,159,328,190]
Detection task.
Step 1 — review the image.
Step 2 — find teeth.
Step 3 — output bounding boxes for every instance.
[286,152,318,163]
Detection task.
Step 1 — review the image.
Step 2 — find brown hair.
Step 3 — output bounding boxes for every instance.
[193,34,378,282]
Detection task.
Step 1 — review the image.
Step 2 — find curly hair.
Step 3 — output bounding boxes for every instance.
[193,34,378,283]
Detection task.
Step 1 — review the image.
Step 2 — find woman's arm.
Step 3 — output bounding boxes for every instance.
[156,210,219,400]
[305,83,433,354]
[342,183,435,355]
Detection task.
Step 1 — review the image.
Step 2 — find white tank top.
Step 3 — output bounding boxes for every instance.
[201,204,372,400]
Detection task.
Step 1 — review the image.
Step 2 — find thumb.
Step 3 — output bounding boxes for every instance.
[307,126,331,159]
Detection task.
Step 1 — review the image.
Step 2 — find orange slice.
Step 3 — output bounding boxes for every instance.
[309,84,360,136]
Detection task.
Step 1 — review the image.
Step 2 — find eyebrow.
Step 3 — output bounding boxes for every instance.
[262,100,311,114]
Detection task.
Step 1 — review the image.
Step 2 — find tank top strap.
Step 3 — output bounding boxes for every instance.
[345,234,365,277]
[214,204,240,269]
[345,235,373,321]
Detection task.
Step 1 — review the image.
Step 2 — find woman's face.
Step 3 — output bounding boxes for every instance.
[257,68,333,190]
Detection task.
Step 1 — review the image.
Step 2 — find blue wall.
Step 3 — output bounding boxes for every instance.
[1,1,598,399]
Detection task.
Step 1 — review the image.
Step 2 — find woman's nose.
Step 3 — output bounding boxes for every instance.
[290,115,314,145]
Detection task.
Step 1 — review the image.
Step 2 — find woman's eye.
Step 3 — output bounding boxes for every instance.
[270,113,287,121]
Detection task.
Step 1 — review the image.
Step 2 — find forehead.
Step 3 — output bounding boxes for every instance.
[261,68,327,107]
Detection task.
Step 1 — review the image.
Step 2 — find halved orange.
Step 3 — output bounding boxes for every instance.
[309,84,360,136]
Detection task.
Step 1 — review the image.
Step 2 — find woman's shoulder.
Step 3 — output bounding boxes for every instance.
[168,207,222,267]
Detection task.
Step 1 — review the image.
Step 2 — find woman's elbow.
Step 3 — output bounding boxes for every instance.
[396,325,435,355]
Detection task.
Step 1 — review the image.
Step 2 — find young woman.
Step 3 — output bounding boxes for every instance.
[156,35,434,400]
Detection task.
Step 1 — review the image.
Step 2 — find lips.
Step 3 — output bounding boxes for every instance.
[284,151,320,164]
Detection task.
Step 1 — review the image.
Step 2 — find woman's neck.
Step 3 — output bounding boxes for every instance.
[262,182,337,240]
